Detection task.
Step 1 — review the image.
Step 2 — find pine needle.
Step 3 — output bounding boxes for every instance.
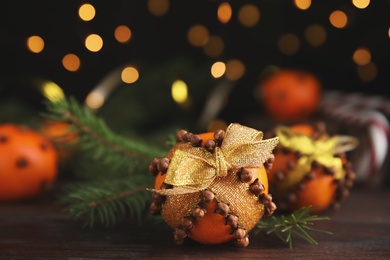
[253,206,333,249]
[58,175,154,228]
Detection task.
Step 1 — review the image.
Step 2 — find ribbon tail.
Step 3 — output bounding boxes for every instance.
[334,135,359,154]
[226,136,279,168]
[223,123,264,149]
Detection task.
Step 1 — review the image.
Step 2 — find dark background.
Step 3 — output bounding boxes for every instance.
[0,0,389,132]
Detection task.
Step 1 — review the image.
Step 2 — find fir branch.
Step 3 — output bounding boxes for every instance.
[59,175,154,228]
[43,97,165,174]
[253,206,333,249]
[67,153,137,180]
[43,97,169,228]
[63,110,146,160]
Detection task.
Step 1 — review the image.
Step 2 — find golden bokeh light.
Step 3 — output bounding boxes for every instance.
[217,2,232,24]
[304,24,327,47]
[41,81,65,103]
[121,66,139,84]
[357,62,377,83]
[352,0,370,9]
[238,4,260,27]
[353,47,371,66]
[294,0,312,10]
[329,10,348,29]
[211,62,226,78]
[278,33,300,55]
[114,25,132,43]
[171,80,188,104]
[78,3,96,21]
[26,35,44,53]
[86,91,105,110]
[62,54,81,72]
[147,0,170,16]
[225,59,245,81]
[203,35,224,58]
[85,34,103,52]
[187,24,210,47]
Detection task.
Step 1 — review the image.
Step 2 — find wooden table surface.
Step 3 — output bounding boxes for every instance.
[1,186,390,260]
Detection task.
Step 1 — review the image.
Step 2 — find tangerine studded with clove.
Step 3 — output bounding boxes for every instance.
[266,122,357,214]
[148,124,279,247]
[0,124,58,201]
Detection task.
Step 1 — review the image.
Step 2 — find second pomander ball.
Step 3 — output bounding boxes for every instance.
[265,121,358,214]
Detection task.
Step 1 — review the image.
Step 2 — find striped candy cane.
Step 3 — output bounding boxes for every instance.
[320,91,389,186]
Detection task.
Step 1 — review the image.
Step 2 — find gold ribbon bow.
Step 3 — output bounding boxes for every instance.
[152,123,279,195]
[275,126,359,188]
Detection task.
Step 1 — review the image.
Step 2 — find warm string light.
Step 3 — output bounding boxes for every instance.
[352,0,370,9]
[62,54,81,72]
[66,3,383,86]
[26,36,44,53]
[86,92,105,110]
[203,35,224,58]
[211,62,226,78]
[78,3,96,21]
[187,24,210,47]
[147,0,170,16]
[278,33,300,55]
[225,59,245,81]
[237,4,260,27]
[114,25,132,43]
[294,0,312,10]
[23,1,386,95]
[171,80,188,104]
[329,10,348,28]
[217,2,232,24]
[357,62,377,83]
[85,34,103,52]
[353,47,371,66]
[304,24,327,47]
[84,64,139,111]
[41,81,65,103]
[121,67,139,84]
[352,46,376,83]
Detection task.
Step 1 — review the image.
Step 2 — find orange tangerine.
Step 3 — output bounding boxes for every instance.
[0,124,58,201]
[267,123,356,214]
[259,69,322,122]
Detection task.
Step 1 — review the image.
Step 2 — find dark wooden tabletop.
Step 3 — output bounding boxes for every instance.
[1,186,390,260]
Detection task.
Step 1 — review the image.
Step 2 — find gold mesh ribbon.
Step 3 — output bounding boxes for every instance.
[275,126,359,182]
[151,123,279,195]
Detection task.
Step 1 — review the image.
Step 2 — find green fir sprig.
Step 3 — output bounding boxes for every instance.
[253,206,333,249]
[59,175,153,228]
[43,97,167,228]
[44,97,165,174]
